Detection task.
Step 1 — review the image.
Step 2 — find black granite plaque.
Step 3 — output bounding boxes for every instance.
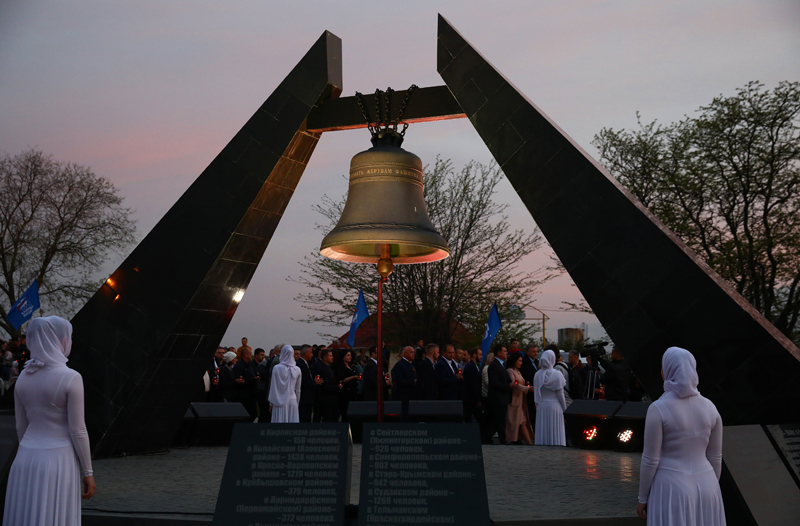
[359,423,489,526]
[767,423,800,485]
[213,423,352,526]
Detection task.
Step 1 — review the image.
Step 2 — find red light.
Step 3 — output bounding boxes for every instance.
[583,426,598,441]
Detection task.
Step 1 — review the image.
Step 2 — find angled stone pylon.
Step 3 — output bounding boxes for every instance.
[437,14,800,425]
[69,32,343,457]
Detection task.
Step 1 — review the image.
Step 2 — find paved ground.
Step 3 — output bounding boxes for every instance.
[82,444,640,522]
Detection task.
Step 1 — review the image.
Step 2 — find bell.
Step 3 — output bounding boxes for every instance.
[320,140,450,269]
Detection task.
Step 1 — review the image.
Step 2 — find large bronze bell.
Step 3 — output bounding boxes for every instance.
[320,142,450,269]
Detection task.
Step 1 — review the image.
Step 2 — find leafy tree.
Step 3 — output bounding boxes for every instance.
[0,149,136,337]
[593,81,800,344]
[292,158,553,347]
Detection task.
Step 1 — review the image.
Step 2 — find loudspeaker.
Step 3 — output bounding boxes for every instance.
[564,399,624,449]
[409,400,464,423]
[347,401,401,442]
[613,401,650,452]
[182,402,251,447]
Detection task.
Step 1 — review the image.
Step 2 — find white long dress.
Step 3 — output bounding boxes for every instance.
[533,350,567,446]
[269,345,302,423]
[533,385,566,446]
[638,395,725,525]
[638,346,725,526]
[4,364,93,526]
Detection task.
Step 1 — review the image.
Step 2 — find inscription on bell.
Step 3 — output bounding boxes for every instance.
[351,168,420,176]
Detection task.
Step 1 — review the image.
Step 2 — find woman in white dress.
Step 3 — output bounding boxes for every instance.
[4,316,95,526]
[637,347,725,525]
[268,345,302,423]
[533,349,566,446]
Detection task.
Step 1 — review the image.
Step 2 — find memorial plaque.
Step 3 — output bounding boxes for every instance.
[359,423,489,526]
[766,423,800,486]
[213,423,352,526]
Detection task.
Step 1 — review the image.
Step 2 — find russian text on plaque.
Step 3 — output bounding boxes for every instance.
[359,423,489,526]
[213,423,352,526]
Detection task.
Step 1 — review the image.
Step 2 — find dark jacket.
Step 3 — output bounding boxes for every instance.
[600,358,632,401]
[218,364,237,402]
[297,358,317,407]
[487,359,512,405]
[362,358,387,402]
[334,363,359,402]
[415,357,438,400]
[232,359,257,395]
[391,359,417,402]
[311,360,339,407]
[462,360,482,404]
[519,355,538,386]
[434,357,461,400]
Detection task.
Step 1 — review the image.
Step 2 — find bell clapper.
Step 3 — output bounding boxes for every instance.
[377,243,394,279]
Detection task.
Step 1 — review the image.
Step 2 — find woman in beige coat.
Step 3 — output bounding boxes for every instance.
[505,353,534,445]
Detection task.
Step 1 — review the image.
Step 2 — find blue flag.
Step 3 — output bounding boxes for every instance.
[480,302,502,364]
[7,280,40,330]
[348,289,370,347]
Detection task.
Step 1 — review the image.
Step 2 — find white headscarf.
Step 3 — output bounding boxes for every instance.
[269,345,301,407]
[533,349,566,402]
[661,346,700,399]
[222,351,236,364]
[24,316,72,374]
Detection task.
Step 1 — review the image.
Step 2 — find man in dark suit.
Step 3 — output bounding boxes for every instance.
[232,347,258,421]
[519,343,540,432]
[362,346,390,402]
[435,344,462,400]
[462,347,483,424]
[415,343,439,400]
[296,345,322,422]
[391,346,417,422]
[311,348,341,422]
[483,343,513,444]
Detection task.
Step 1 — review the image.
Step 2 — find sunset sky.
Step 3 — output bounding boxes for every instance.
[1,0,798,347]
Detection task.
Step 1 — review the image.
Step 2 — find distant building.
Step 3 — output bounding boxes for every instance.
[557,328,583,346]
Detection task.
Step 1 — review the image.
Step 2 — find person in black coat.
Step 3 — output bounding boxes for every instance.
[462,348,483,424]
[391,346,417,422]
[482,344,513,444]
[311,348,341,422]
[333,349,359,421]
[435,344,462,400]
[415,343,439,400]
[362,346,390,402]
[232,348,258,421]
[207,346,225,402]
[519,343,540,432]
[296,345,322,422]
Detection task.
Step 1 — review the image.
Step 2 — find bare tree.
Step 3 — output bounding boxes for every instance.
[593,81,800,344]
[291,158,554,347]
[0,149,136,337]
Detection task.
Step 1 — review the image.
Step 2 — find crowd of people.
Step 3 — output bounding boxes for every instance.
[205,336,646,447]
[2,317,726,526]
[0,335,31,382]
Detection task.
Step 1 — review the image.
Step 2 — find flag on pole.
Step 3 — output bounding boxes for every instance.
[7,280,40,330]
[480,302,502,364]
[348,289,370,347]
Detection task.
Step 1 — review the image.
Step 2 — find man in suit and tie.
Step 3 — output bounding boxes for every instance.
[296,344,322,422]
[415,343,439,400]
[435,344,462,400]
[311,348,341,422]
[483,343,514,444]
[462,347,483,424]
[391,346,417,422]
[519,343,540,432]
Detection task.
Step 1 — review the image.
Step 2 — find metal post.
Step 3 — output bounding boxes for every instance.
[376,276,387,422]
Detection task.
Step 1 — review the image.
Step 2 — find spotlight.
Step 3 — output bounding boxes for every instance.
[233,289,245,303]
[617,429,633,443]
[613,402,650,452]
[584,426,598,441]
